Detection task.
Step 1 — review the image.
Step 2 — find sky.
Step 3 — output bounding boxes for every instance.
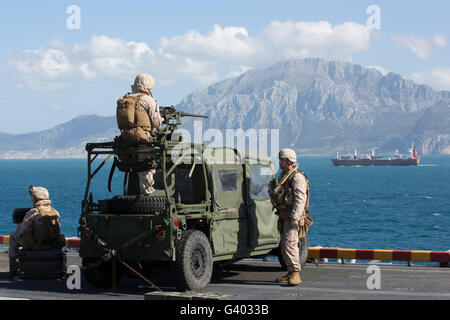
[1,0,449,134]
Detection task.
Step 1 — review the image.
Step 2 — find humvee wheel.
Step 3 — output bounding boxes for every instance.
[82,258,125,289]
[174,230,213,291]
[277,234,309,270]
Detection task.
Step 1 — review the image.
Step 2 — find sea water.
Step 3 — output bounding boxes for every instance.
[0,156,449,252]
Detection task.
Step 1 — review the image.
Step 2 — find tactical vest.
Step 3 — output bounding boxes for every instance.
[116,93,152,141]
[32,206,61,247]
[272,170,313,238]
[277,170,310,215]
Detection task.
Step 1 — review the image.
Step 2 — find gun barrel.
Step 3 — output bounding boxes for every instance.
[159,106,208,118]
[180,112,208,118]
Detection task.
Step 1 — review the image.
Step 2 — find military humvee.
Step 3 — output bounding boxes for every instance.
[78,107,309,291]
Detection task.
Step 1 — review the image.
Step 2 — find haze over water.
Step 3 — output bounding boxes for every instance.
[0,156,449,252]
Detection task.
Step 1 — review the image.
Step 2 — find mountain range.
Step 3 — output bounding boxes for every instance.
[0,115,118,159]
[1,58,449,159]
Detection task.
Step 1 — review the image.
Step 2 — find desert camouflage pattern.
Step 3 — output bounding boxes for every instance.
[128,94,162,194]
[279,148,297,163]
[137,153,157,195]
[29,186,49,200]
[277,167,308,273]
[128,93,163,131]
[131,73,162,130]
[120,74,163,195]
[120,73,163,140]
[131,73,155,93]
[280,219,301,272]
[276,170,308,221]
[9,200,60,261]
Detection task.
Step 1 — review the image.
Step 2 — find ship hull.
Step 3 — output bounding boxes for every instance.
[331,158,420,166]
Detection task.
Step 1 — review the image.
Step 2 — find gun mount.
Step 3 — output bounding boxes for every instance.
[157,105,208,143]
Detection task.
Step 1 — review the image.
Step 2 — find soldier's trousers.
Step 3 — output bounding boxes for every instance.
[137,169,156,195]
[137,154,156,195]
[281,219,301,272]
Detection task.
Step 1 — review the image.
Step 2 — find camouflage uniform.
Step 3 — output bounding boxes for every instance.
[130,92,162,195]
[120,74,163,195]
[9,187,62,276]
[277,169,308,273]
[269,149,309,285]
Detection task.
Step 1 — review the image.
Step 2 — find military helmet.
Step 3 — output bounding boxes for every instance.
[28,185,49,200]
[131,73,155,93]
[279,148,297,163]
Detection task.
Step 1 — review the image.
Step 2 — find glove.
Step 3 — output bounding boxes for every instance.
[268,179,277,195]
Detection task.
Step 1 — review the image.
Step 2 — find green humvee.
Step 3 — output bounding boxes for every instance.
[78,108,309,291]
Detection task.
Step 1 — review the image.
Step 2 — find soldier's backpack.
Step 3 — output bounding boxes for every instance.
[33,207,62,247]
[116,93,152,141]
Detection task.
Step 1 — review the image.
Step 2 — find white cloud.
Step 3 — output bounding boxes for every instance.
[6,20,373,92]
[7,35,156,91]
[159,20,371,66]
[261,21,371,61]
[411,67,450,91]
[160,25,254,61]
[391,34,447,59]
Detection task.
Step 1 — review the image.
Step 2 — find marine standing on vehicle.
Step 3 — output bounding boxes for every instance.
[116,73,164,195]
[269,148,312,286]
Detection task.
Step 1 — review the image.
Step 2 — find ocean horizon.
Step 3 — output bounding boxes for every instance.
[1,155,449,252]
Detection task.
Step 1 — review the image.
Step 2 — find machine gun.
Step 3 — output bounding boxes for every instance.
[158,106,208,141]
[160,106,207,123]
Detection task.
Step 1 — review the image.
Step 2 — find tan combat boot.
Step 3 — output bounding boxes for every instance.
[288,271,301,285]
[276,272,292,283]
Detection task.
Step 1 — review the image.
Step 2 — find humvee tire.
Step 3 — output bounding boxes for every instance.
[109,195,167,214]
[82,258,125,289]
[277,234,309,270]
[174,230,213,291]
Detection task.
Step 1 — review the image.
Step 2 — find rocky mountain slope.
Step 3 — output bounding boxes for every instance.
[1,58,449,159]
[177,58,450,155]
[0,115,118,159]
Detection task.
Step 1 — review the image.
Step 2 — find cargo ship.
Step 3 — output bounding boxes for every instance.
[331,147,420,166]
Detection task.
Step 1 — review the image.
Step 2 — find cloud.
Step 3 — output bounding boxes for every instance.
[8,48,75,92]
[7,35,155,92]
[411,67,450,91]
[159,25,254,62]
[390,34,447,59]
[260,21,371,61]
[6,20,372,92]
[159,21,371,66]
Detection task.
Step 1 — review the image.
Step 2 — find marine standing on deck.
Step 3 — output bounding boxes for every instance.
[8,186,63,277]
[116,73,164,195]
[269,148,310,286]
